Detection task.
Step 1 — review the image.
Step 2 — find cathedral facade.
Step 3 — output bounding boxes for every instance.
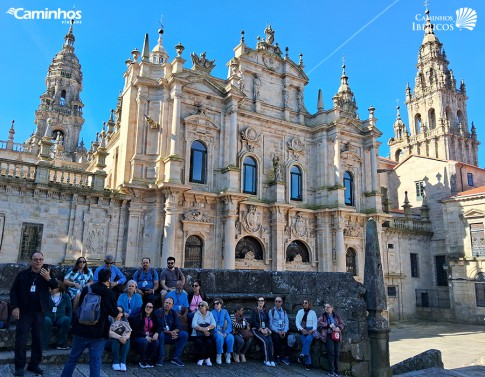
[0,13,484,322]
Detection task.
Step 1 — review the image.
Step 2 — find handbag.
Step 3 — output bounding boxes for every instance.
[331,331,341,342]
[196,322,215,337]
[240,328,254,340]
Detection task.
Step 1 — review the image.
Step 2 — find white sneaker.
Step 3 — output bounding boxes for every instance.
[197,359,204,366]
[112,364,121,371]
[120,364,126,371]
[225,353,231,364]
[216,354,222,365]
[205,358,212,366]
[270,361,276,367]
[265,361,272,366]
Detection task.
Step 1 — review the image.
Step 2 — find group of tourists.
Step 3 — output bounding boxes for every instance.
[9,253,345,377]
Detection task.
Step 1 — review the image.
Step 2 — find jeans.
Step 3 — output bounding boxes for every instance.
[15,311,44,370]
[60,336,106,377]
[131,337,159,363]
[112,339,131,364]
[300,333,314,364]
[43,316,71,347]
[234,334,252,355]
[193,335,214,360]
[214,331,234,354]
[158,331,188,359]
[252,329,274,362]
[326,336,340,373]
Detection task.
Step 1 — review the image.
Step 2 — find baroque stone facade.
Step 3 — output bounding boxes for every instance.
[0,10,484,323]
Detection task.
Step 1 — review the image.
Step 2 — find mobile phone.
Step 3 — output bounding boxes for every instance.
[42,264,50,270]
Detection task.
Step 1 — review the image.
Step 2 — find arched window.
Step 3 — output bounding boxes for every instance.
[60,90,67,106]
[286,240,310,263]
[290,165,303,201]
[242,156,257,195]
[414,114,422,134]
[189,140,207,184]
[445,107,452,126]
[344,171,354,206]
[184,235,203,268]
[457,110,464,126]
[428,108,436,129]
[395,149,403,163]
[52,130,65,142]
[235,236,263,260]
[346,248,357,276]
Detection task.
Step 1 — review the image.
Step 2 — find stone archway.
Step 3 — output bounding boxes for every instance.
[286,240,309,263]
[235,236,263,260]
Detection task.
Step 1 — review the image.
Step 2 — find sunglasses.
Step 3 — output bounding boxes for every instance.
[146,305,154,309]
[214,302,221,305]
[77,260,87,263]
[192,284,199,287]
[303,302,309,305]
[258,299,265,302]
[167,262,174,265]
[275,300,282,303]
[198,304,205,307]
[105,262,114,265]
[32,258,44,262]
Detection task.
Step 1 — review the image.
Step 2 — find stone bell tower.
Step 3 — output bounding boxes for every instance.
[389,7,479,165]
[32,20,85,160]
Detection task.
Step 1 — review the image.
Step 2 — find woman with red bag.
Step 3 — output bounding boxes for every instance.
[318,303,345,377]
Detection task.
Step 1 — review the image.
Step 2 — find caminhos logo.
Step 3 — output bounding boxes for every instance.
[455,8,477,31]
[6,7,82,21]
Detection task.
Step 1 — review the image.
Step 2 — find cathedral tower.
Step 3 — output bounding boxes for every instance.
[33,20,84,160]
[389,8,479,165]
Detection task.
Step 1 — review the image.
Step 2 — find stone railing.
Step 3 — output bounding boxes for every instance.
[383,217,432,234]
[0,159,36,180]
[48,166,94,188]
[0,141,26,152]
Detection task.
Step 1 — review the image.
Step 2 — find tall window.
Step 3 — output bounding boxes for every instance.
[476,284,485,307]
[428,108,436,129]
[410,253,419,277]
[189,140,207,184]
[415,181,425,200]
[346,248,357,276]
[19,223,43,262]
[415,114,422,133]
[468,173,474,187]
[184,235,203,268]
[435,255,448,287]
[344,171,354,206]
[242,156,257,195]
[470,223,485,257]
[290,165,303,201]
[60,90,66,106]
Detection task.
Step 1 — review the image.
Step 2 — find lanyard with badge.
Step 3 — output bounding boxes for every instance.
[31,273,39,293]
[276,308,284,330]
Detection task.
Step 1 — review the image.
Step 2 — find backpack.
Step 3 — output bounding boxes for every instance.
[76,286,101,325]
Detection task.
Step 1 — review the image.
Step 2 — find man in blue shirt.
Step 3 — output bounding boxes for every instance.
[132,257,159,304]
[166,281,189,315]
[93,255,126,296]
[269,296,292,365]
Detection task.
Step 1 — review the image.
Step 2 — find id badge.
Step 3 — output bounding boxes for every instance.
[142,280,148,287]
[261,321,266,329]
[278,320,283,326]
[217,325,222,330]
[30,285,36,292]
[178,305,181,311]
[52,307,57,313]
[166,325,170,331]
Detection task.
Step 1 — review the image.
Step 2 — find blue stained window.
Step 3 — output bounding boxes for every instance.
[344,171,354,206]
[290,165,302,201]
[189,140,207,184]
[242,157,257,195]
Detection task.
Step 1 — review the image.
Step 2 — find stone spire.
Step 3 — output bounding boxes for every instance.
[150,27,169,64]
[33,20,84,160]
[317,89,324,112]
[332,64,357,116]
[142,33,150,61]
[392,106,407,142]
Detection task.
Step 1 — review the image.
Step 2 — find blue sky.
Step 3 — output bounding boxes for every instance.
[1,0,483,164]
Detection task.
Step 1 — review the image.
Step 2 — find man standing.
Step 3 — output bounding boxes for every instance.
[93,255,126,294]
[160,257,184,301]
[132,257,159,303]
[269,296,292,365]
[154,297,188,367]
[10,252,59,376]
[61,268,118,377]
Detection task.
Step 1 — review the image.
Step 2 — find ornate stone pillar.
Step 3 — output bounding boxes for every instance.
[370,143,378,192]
[161,190,180,266]
[333,137,341,186]
[270,205,287,271]
[335,215,346,272]
[164,87,183,183]
[222,195,238,269]
[228,106,238,166]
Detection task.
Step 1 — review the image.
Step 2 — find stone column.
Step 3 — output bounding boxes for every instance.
[161,190,180,266]
[270,206,287,271]
[170,88,181,156]
[335,220,346,272]
[222,196,238,269]
[370,144,378,192]
[321,131,328,187]
[333,137,341,186]
[125,202,143,267]
[228,106,238,166]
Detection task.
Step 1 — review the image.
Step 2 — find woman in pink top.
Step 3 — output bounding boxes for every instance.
[187,279,209,330]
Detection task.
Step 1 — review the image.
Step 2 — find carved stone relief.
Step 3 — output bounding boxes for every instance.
[292,212,308,238]
[242,205,262,233]
[85,223,106,258]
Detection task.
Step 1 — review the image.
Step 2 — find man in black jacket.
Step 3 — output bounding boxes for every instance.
[10,252,59,377]
[61,267,118,377]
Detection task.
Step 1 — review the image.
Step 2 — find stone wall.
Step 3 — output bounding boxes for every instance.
[0,264,371,376]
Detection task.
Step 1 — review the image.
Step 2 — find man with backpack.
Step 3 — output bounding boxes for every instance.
[160,256,185,302]
[132,257,159,304]
[61,267,118,377]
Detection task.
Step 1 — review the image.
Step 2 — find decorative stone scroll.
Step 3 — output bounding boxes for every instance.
[240,127,261,152]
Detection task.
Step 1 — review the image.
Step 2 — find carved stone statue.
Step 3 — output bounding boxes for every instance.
[264,24,275,45]
[253,74,261,100]
[191,52,216,71]
[273,155,282,181]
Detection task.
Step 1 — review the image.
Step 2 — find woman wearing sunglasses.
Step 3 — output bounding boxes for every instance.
[63,257,93,309]
[250,297,275,367]
[187,279,208,329]
[191,301,216,366]
[128,303,159,368]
